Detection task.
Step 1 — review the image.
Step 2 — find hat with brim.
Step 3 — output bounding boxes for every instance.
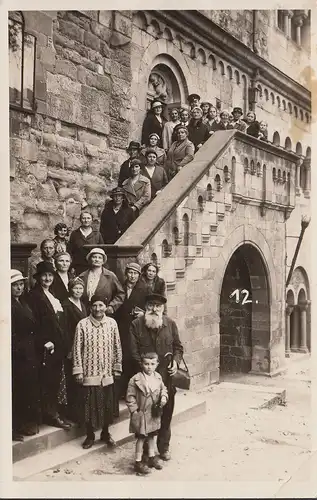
[174,124,188,135]
[90,294,107,305]
[33,261,55,280]
[126,262,141,274]
[145,293,167,305]
[86,247,107,263]
[232,107,243,115]
[151,101,163,109]
[110,187,126,198]
[68,277,85,290]
[129,158,142,169]
[126,141,141,151]
[201,102,211,107]
[188,93,201,103]
[11,269,27,284]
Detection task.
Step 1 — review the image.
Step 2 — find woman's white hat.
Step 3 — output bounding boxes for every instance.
[86,247,107,262]
[11,269,27,284]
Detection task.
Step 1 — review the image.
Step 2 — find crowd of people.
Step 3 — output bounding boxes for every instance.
[12,227,183,473]
[110,94,269,239]
[11,93,268,474]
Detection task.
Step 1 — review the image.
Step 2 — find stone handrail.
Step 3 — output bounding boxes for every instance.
[117,129,299,248]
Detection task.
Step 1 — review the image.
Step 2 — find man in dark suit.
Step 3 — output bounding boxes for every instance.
[118,141,142,187]
[141,101,167,148]
[100,187,135,244]
[141,149,168,200]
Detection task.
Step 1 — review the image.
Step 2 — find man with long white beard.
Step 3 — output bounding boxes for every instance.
[129,293,184,462]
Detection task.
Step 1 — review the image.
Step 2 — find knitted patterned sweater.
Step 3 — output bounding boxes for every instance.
[72,314,122,386]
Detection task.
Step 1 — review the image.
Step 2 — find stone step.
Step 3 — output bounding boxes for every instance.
[13,391,206,481]
[13,403,129,464]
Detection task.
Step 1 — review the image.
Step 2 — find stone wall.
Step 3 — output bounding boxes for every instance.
[10,10,133,260]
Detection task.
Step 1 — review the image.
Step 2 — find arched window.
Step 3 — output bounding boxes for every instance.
[182,214,189,256]
[276,96,281,108]
[294,106,298,118]
[285,137,292,151]
[277,169,282,183]
[256,162,261,177]
[270,92,275,105]
[215,174,221,191]
[296,142,302,156]
[244,157,249,173]
[273,167,277,182]
[151,253,158,266]
[277,10,285,32]
[9,11,36,111]
[273,131,280,146]
[162,239,172,258]
[264,89,269,101]
[300,164,306,189]
[300,109,304,121]
[173,226,180,245]
[224,165,230,182]
[282,171,286,184]
[250,160,256,174]
[288,102,293,114]
[306,147,311,158]
[198,195,205,211]
[206,183,213,201]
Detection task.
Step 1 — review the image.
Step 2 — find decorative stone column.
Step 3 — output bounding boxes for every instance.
[283,10,290,36]
[303,158,311,197]
[287,10,294,38]
[293,16,303,45]
[295,160,302,195]
[285,304,294,358]
[290,305,299,351]
[298,300,310,353]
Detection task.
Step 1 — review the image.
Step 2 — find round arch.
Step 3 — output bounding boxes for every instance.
[210,224,280,376]
[131,37,193,128]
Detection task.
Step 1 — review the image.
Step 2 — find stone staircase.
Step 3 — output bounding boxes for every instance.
[13,391,206,480]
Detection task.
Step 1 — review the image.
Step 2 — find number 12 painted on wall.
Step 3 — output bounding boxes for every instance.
[229,288,253,304]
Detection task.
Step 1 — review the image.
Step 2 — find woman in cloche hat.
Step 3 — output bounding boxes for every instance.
[28,261,71,430]
[100,187,135,244]
[11,269,41,441]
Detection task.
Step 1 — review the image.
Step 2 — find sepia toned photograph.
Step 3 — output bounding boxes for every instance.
[6,5,313,495]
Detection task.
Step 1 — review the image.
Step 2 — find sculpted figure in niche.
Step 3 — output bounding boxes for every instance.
[149,73,169,103]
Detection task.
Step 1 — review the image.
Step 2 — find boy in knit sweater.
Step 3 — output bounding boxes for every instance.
[73,294,122,449]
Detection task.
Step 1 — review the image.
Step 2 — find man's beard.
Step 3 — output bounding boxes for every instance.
[144,311,163,329]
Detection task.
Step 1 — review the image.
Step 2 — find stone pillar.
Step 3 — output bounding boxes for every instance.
[303,158,311,196]
[283,11,290,36]
[287,10,294,38]
[295,160,301,195]
[285,304,293,358]
[298,300,310,353]
[290,305,300,350]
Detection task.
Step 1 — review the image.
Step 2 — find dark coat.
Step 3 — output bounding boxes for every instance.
[188,119,210,152]
[68,228,104,275]
[141,113,167,148]
[118,158,133,187]
[137,275,167,314]
[245,120,260,138]
[210,121,232,132]
[11,297,40,426]
[229,119,247,132]
[62,298,87,356]
[27,286,67,362]
[50,272,71,303]
[114,281,148,357]
[130,315,184,385]
[79,267,125,313]
[100,201,135,244]
[141,165,169,200]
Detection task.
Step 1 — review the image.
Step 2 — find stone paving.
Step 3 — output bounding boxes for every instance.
[24,355,314,498]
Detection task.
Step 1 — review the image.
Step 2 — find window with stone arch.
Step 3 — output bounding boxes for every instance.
[146,56,188,117]
[182,214,189,257]
[9,11,36,111]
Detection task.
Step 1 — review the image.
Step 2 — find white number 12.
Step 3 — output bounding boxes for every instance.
[229,288,252,304]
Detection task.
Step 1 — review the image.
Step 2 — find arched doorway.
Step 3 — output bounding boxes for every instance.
[146,55,188,118]
[219,244,270,375]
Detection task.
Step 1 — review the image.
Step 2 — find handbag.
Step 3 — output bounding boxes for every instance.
[171,356,191,390]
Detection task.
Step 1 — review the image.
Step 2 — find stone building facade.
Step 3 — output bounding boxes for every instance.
[9,10,311,388]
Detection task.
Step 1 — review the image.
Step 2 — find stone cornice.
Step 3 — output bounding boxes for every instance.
[234,130,300,163]
[152,10,311,111]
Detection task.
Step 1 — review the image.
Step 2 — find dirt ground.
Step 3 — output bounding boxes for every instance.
[26,355,314,496]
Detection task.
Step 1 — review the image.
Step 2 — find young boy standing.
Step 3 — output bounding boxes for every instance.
[126,352,168,475]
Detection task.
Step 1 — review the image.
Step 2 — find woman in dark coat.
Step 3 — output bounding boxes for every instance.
[243,111,260,138]
[141,101,167,148]
[139,263,167,299]
[11,270,41,440]
[68,211,104,276]
[187,107,210,152]
[62,277,87,422]
[100,187,135,244]
[28,261,71,430]
[50,252,74,303]
[113,262,147,404]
